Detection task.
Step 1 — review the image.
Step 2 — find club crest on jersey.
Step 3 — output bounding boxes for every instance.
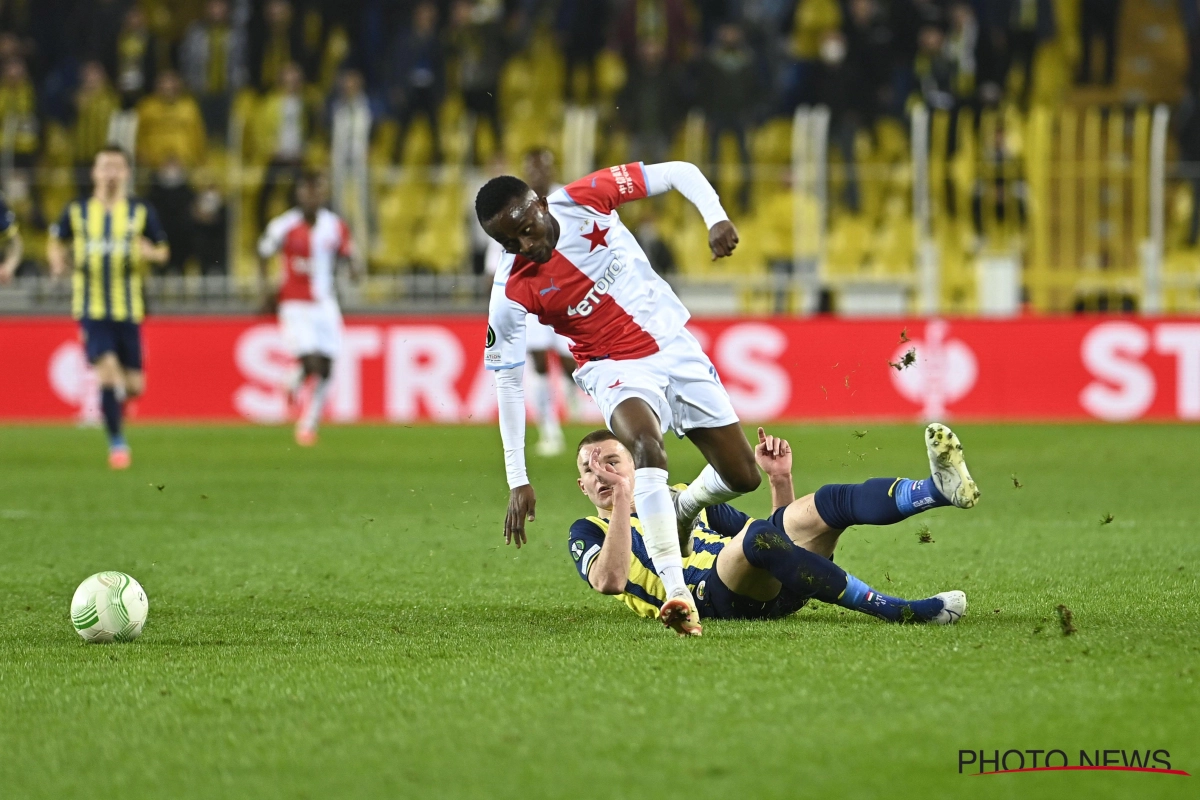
[485,325,496,348]
[567,257,625,317]
[570,540,584,561]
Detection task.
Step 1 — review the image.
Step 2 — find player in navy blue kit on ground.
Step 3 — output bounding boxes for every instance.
[570,424,979,629]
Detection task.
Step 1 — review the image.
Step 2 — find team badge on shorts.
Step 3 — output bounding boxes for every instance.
[570,540,584,561]
[696,580,706,600]
[486,325,496,348]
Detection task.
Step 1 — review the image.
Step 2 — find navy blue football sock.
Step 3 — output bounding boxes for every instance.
[100,387,124,447]
[814,477,951,529]
[742,521,942,623]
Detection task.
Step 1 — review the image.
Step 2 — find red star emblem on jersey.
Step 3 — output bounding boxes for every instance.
[582,222,609,252]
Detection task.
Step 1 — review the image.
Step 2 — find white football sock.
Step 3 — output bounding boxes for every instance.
[676,464,741,522]
[301,376,331,432]
[633,467,687,598]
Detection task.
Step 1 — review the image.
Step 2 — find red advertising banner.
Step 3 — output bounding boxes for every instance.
[2,316,1199,423]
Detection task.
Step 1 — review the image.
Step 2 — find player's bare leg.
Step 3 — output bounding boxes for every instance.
[673,423,761,538]
[94,354,131,469]
[529,350,564,456]
[295,354,332,446]
[609,397,701,636]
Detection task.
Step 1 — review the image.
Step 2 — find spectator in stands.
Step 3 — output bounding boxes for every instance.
[73,61,119,181]
[0,56,43,227]
[912,19,956,111]
[67,0,130,83]
[616,0,694,69]
[843,0,894,118]
[191,169,228,275]
[136,70,207,171]
[114,5,156,109]
[180,0,248,139]
[251,0,309,91]
[1000,0,1056,107]
[256,61,311,230]
[330,67,374,232]
[782,0,842,110]
[699,22,757,212]
[1077,0,1121,86]
[148,156,195,275]
[618,38,684,165]
[557,0,611,104]
[387,1,444,164]
[945,2,980,106]
[448,0,506,165]
[814,31,871,214]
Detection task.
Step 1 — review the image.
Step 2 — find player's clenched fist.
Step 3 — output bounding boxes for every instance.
[505,484,537,548]
[709,220,739,260]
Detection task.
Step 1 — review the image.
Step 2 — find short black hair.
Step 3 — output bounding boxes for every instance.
[95,144,130,165]
[576,429,619,456]
[298,169,326,186]
[475,175,530,224]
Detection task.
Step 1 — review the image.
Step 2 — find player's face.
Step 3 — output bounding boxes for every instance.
[576,439,635,510]
[297,179,326,215]
[92,153,129,196]
[484,192,557,263]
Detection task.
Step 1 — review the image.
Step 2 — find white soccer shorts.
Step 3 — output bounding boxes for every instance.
[279,299,343,358]
[525,314,573,357]
[573,329,740,437]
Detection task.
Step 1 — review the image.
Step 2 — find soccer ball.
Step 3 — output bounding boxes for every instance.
[70,572,149,643]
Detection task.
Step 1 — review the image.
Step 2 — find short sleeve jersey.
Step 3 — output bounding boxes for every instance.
[258,207,353,304]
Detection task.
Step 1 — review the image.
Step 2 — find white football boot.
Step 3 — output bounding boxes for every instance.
[929,590,967,625]
[925,423,980,509]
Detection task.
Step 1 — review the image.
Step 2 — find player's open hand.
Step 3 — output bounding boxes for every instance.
[505,484,536,548]
[708,220,739,261]
[755,427,792,478]
[588,447,630,493]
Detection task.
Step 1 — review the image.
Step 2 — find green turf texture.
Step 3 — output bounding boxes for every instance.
[0,423,1196,799]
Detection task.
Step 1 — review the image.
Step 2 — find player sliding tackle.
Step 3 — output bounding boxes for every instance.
[570,425,979,628]
[478,161,758,637]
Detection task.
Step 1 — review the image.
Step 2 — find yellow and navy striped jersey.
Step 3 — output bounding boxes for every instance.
[568,501,754,618]
[0,196,17,242]
[52,197,167,323]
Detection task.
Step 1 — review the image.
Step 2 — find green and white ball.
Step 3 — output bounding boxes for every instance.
[70,572,148,643]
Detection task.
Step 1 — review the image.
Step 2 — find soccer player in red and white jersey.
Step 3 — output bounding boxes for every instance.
[477,161,758,637]
[484,148,581,456]
[257,171,357,446]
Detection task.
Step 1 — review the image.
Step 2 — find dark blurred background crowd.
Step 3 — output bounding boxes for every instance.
[1,0,1193,277]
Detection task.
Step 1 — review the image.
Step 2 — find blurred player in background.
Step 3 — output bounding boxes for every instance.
[47,145,169,469]
[258,170,357,447]
[571,425,978,629]
[477,159,751,637]
[0,194,24,283]
[485,147,580,456]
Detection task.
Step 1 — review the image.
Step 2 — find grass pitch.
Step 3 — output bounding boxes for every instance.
[0,423,1196,799]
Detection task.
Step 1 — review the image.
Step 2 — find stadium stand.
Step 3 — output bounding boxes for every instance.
[0,0,1198,312]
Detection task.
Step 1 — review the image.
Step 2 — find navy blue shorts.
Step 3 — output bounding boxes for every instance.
[692,509,810,621]
[80,319,143,370]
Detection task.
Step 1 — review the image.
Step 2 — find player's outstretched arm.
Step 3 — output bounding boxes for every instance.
[642,161,739,261]
[495,365,534,547]
[755,427,795,510]
[584,448,633,594]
